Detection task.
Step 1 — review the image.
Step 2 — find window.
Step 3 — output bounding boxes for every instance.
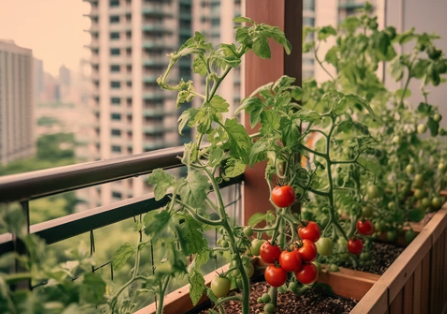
[303,17,315,27]
[211,18,220,27]
[110,48,121,56]
[111,129,122,136]
[110,16,120,23]
[304,0,315,11]
[111,113,121,120]
[110,0,120,7]
[110,32,120,40]
[112,191,122,199]
[111,65,121,72]
[111,81,121,88]
[111,97,121,105]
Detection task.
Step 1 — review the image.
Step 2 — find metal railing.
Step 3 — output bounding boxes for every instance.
[0,146,243,311]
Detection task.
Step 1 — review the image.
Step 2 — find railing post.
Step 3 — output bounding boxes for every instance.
[243,0,303,223]
[11,200,31,290]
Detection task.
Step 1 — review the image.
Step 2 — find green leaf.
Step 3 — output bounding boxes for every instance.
[417,102,432,115]
[282,118,300,148]
[233,16,254,24]
[249,139,268,166]
[209,95,230,113]
[224,118,252,164]
[248,82,273,98]
[208,147,224,167]
[224,157,246,178]
[337,121,370,136]
[247,213,266,226]
[395,88,411,99]
[340,16,360,33]
[291,87,303,100]
[193,249,211,270]
[408,209,425,222]
[112,243,134,271]
[272,75,296,93]
[263,26,292,55]
[178,108,199,135]
[295,109,321,123]
[179,171,210,209]
[260,111,281,135]
[235,27,252,46]
[318,26,337,41]
[80,273,106,305]
[427,117,439,136]
[144,210,172,237]
[189,269,205,305]
[252,33,271,59]
[192,56,207,76]
[325,46,338,66]
[147,169,176,201]
[178,216,207,255]
[195,107,213,134]
[235,96,263,116]
[389,57,404,81]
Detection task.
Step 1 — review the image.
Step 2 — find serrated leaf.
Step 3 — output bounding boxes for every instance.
[233,16,254,24]
[208,147,224,167]
[295,109,321,123]
[80,273,106,304]
[147,169,176,201]
[260,111,281,135]
[325,46,338,66]
[291,87,303,100]
[408,209,424,222]
[248,213,266,226]
[249,139,268,166]
[179,171,209,209]
[178,108,199,135]
[209,95,230,113]
[395,88,411,99]
[207,288,219,304]
[144,210,172,237]
[224,118,252,164]
[282,118,300,148]
[389,57,404,81]
[318,26,337,41]
[272,75,296,93]
[337,121,370,136]
[178,216,207,255]
[224,157,246,178]
[189,269,205,305]
[112,243,135,271]
[253,34,271,59]
[193,56,207,76]
[428,117,439,136]
[235,27,252,46]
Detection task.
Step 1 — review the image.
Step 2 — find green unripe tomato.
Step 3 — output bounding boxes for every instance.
[438,163,447,172]
[316,237,333,256]
[414,174,424,188]
[261,293,271,303]
[251,239,265,256]
[360,252,371,261]
[421,197,431,209]
[231,253,238,261]
[264,303,275,314]
[289,282,298,292]
[221,240,229,248]
[417,124,427,134]
[387,229,398,242]
[388,201,396,210]
[210,276,231,298]
[372,233,381,240]
[313,261,322,275]
[406,164,415,175]
[433,113,443,122]
[367,185,380,199]
[257,297,264,304]
[361,205,374,218]
[339,253,350,261]
[405,229,417,244]
[441,128,447,136]
[243,226,253,237]
[392,135,401,144]
[329,264,340,272]
[236,278,243,289]
[414,189,425,200]
[278,285,287,293]
[431,197,443,209]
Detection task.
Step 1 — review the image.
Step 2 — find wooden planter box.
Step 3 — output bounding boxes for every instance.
[136,208,447,314]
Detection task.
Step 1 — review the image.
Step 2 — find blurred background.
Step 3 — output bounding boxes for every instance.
[0,0,446,306]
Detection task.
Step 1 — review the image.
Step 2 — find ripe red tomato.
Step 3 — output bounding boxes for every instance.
[356,220,374,235]
[296,239,317,262]
[279,250,302,272]
[260,242,281,264]
[298,221,321,242]
[271,185,295,208]
[295,263,318,285]
[347,238,364,255]
[264,265,287,287]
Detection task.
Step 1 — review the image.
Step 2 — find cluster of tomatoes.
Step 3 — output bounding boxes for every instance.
[261,222,321,287]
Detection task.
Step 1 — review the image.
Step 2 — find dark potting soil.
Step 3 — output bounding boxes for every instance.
[343,241,404,275]
[197,282,357,314]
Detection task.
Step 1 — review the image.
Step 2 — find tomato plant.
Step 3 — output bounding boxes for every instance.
[260,242,282,264]
[279,250,302,272]
[211,277,231,298]
[356,220,374,235]
[298,221,321,242]
[295,263,319,285]
[264,265,287,287]
[271,185,296,208]
[347,238,364,255]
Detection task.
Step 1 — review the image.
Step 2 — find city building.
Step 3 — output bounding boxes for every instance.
[34,58,44,103]
[0,40,35,165]
[82,0,241,206]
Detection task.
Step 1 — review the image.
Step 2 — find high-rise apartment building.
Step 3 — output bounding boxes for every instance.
[0,40,35,165]
[83,0,242,206]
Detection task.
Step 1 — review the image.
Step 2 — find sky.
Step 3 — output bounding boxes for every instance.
[0,0,90,76]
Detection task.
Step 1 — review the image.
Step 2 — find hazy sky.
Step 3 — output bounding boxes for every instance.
[0,0,90,76]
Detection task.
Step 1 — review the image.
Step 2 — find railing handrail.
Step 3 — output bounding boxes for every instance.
[0,146,185,203]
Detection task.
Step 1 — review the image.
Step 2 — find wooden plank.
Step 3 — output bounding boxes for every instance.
[350,282,389,314]
[390,289,403,314]
[413,262,422,314]
[429,209,447,243]
[422,252,431,314]
[434,234,445,314]
[317,267,378,301]
[137,263,230,314]
[403,273,414,314]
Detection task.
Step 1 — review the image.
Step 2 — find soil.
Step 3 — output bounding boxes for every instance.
[197,282,357,314]
[343,241,404,275]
